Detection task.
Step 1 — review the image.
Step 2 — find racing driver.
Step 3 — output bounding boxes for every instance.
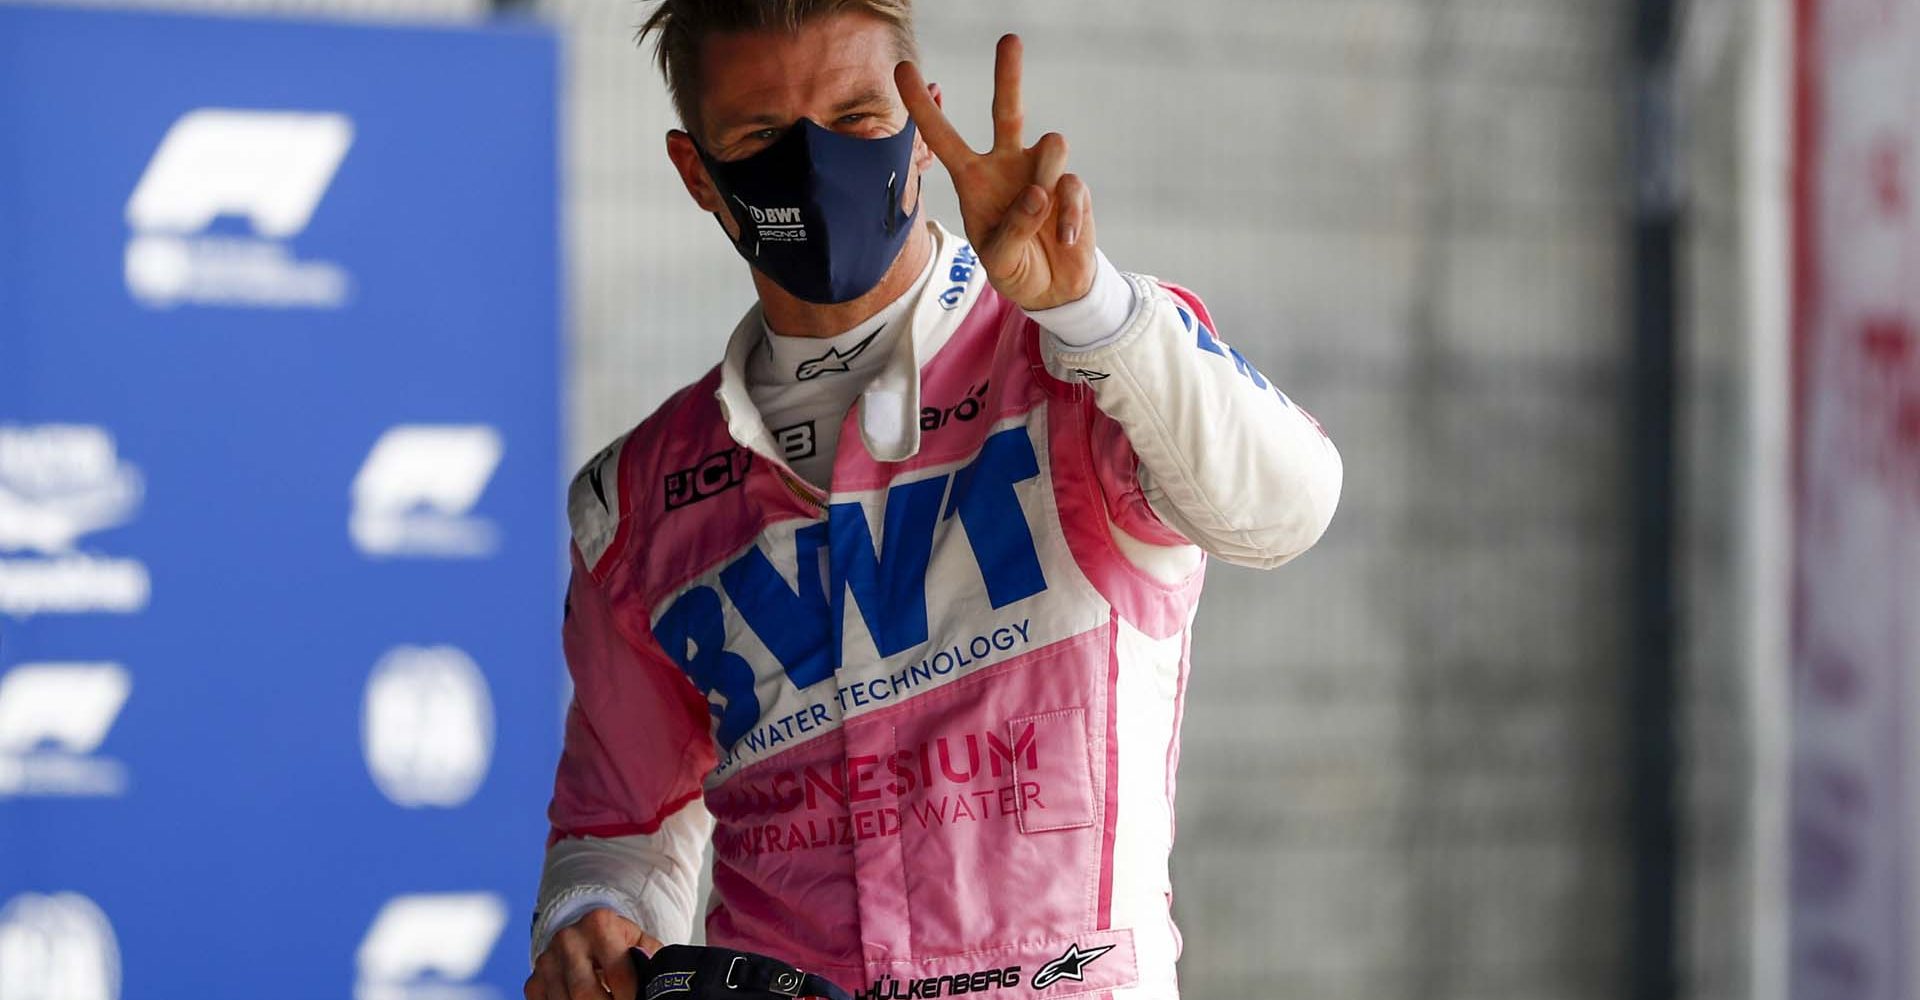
[527,2,1343,999]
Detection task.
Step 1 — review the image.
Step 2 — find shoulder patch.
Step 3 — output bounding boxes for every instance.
[568,432,630,571]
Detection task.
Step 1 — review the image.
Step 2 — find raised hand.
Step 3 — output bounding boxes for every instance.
[895,34,1097,312]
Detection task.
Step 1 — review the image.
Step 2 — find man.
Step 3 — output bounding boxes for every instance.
[527,3,1342,999]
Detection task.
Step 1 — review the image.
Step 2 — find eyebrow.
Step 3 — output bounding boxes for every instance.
[716,110,786,131]
[714,87,895,138]
[830,88,892,114]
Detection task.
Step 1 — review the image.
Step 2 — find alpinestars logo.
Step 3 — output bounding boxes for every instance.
[351,426,504,558]
[796,330,880,381]
[0,663,132,799]
[0,892,121,1000]
[1030,944,1113,990]
[0,425,151,617]
[356,893,507,1000]
[125,108,354,309]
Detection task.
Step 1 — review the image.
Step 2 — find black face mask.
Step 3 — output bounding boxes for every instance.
[698,118,921,305]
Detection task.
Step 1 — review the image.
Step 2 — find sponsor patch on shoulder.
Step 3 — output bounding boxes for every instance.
[568,433,629,568]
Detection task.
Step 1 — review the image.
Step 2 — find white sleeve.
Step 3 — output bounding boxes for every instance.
[529,796,713,964]
[1024,251,1136,348]
[1039,270,1343,569]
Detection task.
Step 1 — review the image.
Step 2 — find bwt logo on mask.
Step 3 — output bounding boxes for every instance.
[0,663,132,799]
[0,892,122,1000]
[355,893,507,1000]
[735,197,808,244]
[124,108,354,310]
[747,205,804,226]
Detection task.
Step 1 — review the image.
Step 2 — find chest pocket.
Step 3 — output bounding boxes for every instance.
[1008,708,1096,834]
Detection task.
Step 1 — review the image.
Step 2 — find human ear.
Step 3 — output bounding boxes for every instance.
[666,129,727,215]
[911,82,943,176]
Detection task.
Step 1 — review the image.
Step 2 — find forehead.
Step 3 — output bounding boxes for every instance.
[695,12,902,129]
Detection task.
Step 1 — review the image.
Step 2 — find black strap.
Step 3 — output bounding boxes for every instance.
[630,944,853,1000]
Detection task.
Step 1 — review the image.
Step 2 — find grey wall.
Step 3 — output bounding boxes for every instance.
[553,2,1637,998]
[21,0,1694,993]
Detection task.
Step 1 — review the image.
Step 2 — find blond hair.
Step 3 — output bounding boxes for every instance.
[638,0,919,136]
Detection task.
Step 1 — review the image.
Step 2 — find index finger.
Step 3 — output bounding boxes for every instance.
[894,60,974,167]
[991,33,1023,152]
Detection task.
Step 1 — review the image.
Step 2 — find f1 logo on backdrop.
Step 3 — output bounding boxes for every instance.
[123,108,354,309]
[0,425,151,617]
[0,892,121,1000]
[361,645,494,809]
[351,426,503,558]
[356,893,507,1000]
[0,663,131,799]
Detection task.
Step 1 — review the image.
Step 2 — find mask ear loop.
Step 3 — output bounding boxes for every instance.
[717,194,762,259]
[713,212,759,259]
[884,169,923,238]
[885,171,902,237]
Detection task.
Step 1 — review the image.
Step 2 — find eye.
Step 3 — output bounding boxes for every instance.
[749,127,782,142]
[837,113,870,126]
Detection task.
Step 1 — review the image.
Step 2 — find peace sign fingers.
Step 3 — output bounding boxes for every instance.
[895,32,1098,313]
[894,59,975,170]
[990,33,1024,153]
[895,32,1028,165]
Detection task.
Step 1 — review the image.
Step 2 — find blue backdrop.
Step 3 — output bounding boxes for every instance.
[0,6,562,999]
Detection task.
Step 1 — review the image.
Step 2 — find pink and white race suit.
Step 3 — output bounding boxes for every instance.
[534,222,1342,1000]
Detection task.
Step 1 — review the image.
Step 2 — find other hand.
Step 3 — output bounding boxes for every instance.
[524,908,663,1000]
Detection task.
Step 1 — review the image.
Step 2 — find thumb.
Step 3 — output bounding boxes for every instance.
[598,946,642,1000]
[979,184,1050,274]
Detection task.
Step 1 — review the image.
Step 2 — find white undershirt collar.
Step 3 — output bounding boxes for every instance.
[754,250,936,387]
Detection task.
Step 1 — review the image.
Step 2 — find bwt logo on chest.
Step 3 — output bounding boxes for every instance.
[652,427,1052,748]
